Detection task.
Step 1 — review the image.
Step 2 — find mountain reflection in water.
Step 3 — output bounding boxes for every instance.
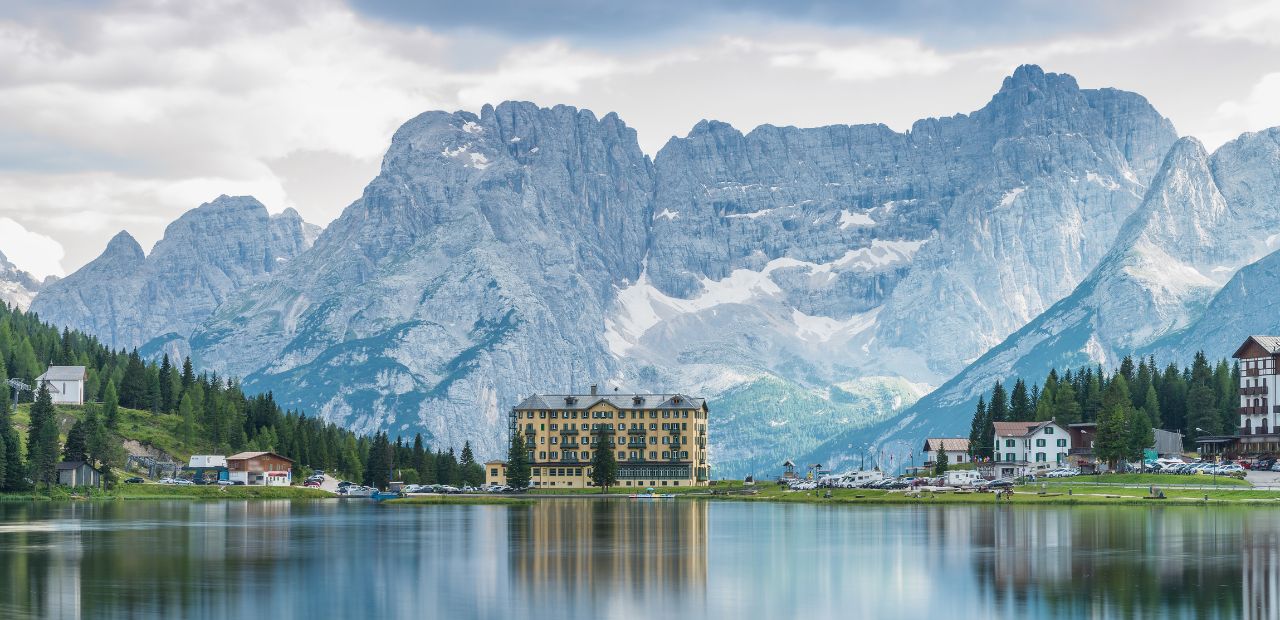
[0,500,1273,619]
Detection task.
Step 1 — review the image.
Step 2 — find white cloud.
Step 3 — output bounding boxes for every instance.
[1193,0,1280,45]
[1209,72,1280,145]
[768,38,952,81]
[0,217,65,279]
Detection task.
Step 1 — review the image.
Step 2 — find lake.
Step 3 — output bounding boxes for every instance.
[0,499,1272,619]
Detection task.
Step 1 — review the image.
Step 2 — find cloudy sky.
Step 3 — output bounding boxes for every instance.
[1,0,1278,278]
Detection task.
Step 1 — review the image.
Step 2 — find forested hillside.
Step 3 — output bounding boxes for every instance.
[0,303,482,490]
[966,353,1236,461]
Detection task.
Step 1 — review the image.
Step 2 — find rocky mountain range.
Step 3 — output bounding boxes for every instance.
[810,128,1280,468]
[0,250,45,310]
[29,195,320,360]
[30,64,1280,476]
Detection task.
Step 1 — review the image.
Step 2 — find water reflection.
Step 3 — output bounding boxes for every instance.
[0,500,1277,619]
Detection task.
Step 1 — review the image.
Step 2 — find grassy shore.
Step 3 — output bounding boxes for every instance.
[1,484,333,501]
[690,483,1280,507]
[385,495,535,506]
[1050,473,1249,487]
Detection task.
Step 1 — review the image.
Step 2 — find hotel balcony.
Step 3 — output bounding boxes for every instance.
[591,426,615,435]
[1240,406,1267,415]
[626,427,647,435]
[1240,386,1269,396]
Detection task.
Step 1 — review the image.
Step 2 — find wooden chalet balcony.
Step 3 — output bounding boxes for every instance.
[1247,368,1261,377]
[1068,448,1093,456]
[1240,386,1269,396]
[1239,406,1267,415]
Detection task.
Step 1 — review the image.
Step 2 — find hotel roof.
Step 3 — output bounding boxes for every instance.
[514,392,706,411]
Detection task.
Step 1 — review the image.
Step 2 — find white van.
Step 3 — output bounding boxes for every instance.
[943,470,983,487]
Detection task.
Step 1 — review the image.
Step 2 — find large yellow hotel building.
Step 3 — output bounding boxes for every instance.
[490,385,710,488]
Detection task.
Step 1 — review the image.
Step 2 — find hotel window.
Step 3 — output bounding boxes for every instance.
[550,423,558,430]
[539,452,546,460]
[682,436,688,445]
[617,452,625,459]
[1036,439,1045,447]
[551,437,558,445]
[650,452,657,460]
[532,468,540,476]
[662,452,669,459]
[540,411,546,418]
[649,437,656,445]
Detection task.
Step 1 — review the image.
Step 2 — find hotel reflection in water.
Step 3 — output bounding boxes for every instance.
[507,500,708,611]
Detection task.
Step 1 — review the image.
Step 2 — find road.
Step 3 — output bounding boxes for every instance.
[318,474,341,493]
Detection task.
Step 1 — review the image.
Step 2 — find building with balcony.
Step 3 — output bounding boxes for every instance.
[1230,335,1280,453]
[990,420,1069,479]
[509,385,710,488]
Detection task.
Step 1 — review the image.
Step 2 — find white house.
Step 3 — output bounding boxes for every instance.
[992,420,1069,479]
[36,366,86,406]
[922,438,970,467]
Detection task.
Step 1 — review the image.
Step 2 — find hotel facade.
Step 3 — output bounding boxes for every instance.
[500,386,711,488]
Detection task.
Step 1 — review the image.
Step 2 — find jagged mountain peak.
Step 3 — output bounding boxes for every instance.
[102,230,145,262]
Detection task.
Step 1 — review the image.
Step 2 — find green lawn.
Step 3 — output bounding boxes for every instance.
[1,484,332,501]
[13,402,200,464]
[1048,473,1250,487]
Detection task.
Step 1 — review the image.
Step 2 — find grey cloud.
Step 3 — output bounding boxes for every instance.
[345,0,1200,47]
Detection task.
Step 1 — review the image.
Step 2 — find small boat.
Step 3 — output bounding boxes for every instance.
[339,486,375,498]
[371,491,402,501]
[629,487,675,499]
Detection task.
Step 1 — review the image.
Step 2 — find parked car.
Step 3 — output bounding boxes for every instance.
[216,480,235,486]
[124,477,144,484]
[987,479,1015,489]
[303,480,322,488]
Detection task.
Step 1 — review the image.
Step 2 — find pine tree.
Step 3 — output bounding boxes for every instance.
[1126,408,1155,463]
[1053,379,1081,425]
[0,373,22,491]
[590,437,618,491]
[1083,372,1103,422]
[119,349,148,409]
[1034,373,1058,421]
[506,432,531,490]
[1118,355,1136,385]
[26,382,59,487]
[102,380,119,429]
[459,441,483,486]
[159,354,176,413]
[1010,379,1032,421]
[988,381,1009,423]
[1143,383,1161,429]
[967,396,988,461]
[62,419,88,462]
[438,448,458,486]
[1095,404,1129,469]
[934,448,950,475]
[178,392,196,446]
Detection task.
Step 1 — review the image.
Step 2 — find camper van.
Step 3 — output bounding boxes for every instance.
[943,470,983,487]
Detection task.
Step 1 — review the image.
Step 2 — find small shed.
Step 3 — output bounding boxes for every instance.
[36,366,87,406]
[56,461,102,488]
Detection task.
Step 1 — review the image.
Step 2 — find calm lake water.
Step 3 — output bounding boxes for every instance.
[0,499,1273,619]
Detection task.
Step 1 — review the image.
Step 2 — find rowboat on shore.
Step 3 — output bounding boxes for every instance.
[629,487,674,499]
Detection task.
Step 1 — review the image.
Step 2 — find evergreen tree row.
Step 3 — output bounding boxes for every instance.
[967,352,1235,463]
[0,303,480,491]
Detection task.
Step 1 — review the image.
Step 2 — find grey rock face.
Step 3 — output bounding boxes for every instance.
[846,128,1280,463]
[30,195,318,358]
[0,250,43,310]
[37,66,1192,476]
[191,102,654,451]
[186,66,1176,473]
